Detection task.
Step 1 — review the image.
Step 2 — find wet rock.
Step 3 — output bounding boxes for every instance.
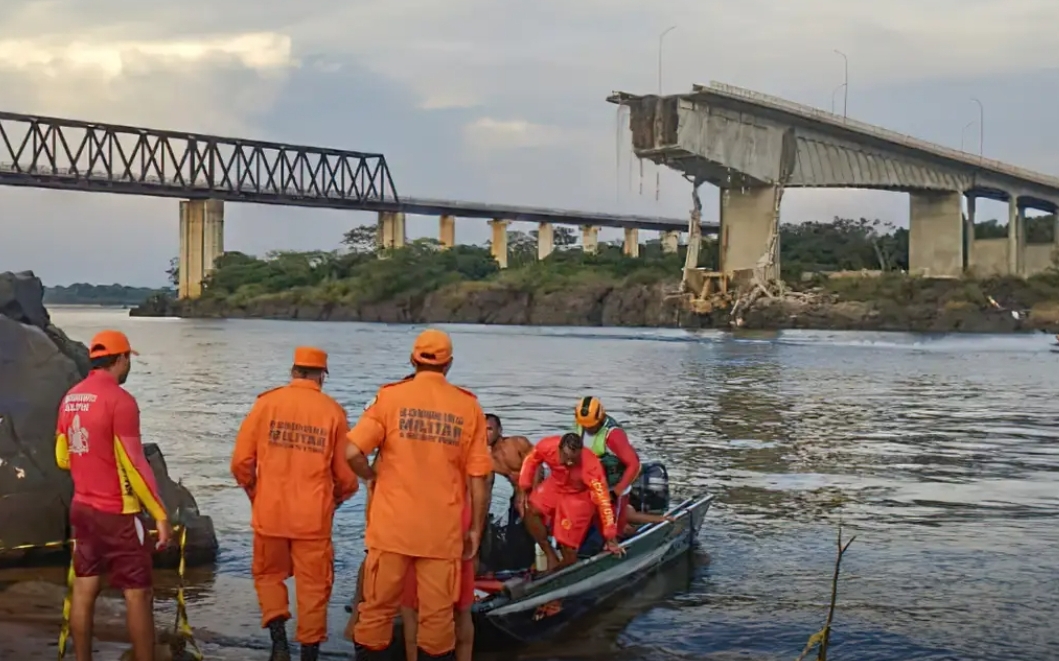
[0,271,217,567]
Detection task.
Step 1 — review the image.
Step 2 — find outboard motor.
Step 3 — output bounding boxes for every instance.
[630,461,670,514]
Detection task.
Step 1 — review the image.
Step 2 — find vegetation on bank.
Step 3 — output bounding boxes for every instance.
[44,283,169,306]
[157,216,1057,311]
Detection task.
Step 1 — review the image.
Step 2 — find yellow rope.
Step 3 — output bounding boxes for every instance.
[45,525,201,660]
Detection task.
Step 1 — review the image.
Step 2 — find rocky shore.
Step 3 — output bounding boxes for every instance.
[131,279,1059,334]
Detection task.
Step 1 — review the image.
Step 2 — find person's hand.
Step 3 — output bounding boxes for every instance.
[604,539,625,557]
[662,515,676,523]
[518,491,530,517]
[463,528,481,561]
[155,519,173,550]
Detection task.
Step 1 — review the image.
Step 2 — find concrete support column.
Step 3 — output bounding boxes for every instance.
[489,219,510,268]
[439,215,456,249]
[178,199,224,300]
[661,230,680,254]
[908,191,964,278]
[1007,196,1020,276]
[581,225,599,254]
[1017,206,1027,277]
[377,211,407,249]
[719,186,779,279]
[537,222,555,260]
[623,228,640,257]
[964,195,976,272]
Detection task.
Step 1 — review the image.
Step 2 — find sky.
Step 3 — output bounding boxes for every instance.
[3,0,1059,286]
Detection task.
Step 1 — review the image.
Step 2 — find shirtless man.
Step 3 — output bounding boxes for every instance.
[484,413,535,509]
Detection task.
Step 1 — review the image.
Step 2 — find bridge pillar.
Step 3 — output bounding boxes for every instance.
[964,195,976,272]
[581,225,599,254]
[439,215,456,249]
[178,199,224,300]
[908,191,964,278]
[1008,196,1021,276]
[623,228,639,257]
[377,211,406,249]
[538,222,554,260]
[661,230,680,254]
[719,186,779,279]
[490,219,510,268]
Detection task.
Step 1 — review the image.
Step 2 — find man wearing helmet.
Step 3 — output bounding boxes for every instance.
[573,396,642,536]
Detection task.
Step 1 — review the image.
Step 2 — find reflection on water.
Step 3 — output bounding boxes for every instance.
[12,310,1059,660]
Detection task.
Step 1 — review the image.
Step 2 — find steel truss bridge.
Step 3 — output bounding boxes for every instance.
[0,111,708,232]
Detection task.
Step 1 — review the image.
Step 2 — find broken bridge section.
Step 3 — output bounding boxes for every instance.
[609,83,1059,280]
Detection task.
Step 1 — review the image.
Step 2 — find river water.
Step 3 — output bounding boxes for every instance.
[31,308,1059,660]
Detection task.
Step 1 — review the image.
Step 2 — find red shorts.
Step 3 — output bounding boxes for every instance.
[69,501,153,590]
[529,478,596,550]
[401,501,475,612]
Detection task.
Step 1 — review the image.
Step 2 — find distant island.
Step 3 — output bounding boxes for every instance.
[128,218,1059,333]
[44,283,171,306]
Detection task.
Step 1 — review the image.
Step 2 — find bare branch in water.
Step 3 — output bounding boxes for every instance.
[794,526,856,661]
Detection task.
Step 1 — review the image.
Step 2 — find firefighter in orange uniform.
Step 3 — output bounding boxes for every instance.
[345,329,492,661]
[231,347,359,661]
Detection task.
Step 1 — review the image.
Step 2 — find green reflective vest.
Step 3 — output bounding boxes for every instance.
[573,414,626,489]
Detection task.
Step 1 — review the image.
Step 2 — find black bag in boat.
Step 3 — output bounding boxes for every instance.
[479,497,536,573]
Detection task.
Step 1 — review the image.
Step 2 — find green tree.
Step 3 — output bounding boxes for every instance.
[341,225,378,254]
[166,257,179,287]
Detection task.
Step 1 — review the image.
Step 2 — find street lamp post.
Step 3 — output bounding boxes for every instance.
[960,120,976,151]
[658,26,677,94]
[831,83,846,114]
[971,97,984,161]
[834,49,848,118]
[655,25,677,201]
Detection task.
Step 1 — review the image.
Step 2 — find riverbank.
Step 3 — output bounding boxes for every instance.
[0,580,255,661]
[132,273,1059,334]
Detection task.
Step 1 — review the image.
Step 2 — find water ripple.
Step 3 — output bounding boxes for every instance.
[41,310,1059,660]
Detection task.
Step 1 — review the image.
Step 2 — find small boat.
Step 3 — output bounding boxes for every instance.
[346,462,714,653]
[470,489,714,649]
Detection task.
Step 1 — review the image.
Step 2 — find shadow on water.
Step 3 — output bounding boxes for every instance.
[29,310,1059,660]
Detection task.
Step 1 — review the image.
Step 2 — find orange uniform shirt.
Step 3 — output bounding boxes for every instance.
[347,372,492,560]
[519,435,619,540]
[231,379,359,539]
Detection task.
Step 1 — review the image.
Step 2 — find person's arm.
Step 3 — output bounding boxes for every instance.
[583,453,619,542]
[331,411,359,504]
[346,393,386,481]
[55,414,69,470]
[112,396,168,522]
[517,443,545,493]
[231,400,263,501]
[605,427,641,496]
[626,509,674,525]
[464,409,493,544]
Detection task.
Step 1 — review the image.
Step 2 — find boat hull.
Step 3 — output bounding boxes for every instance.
[471,492,714,649]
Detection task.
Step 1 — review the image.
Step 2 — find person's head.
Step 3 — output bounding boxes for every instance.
[574,396,606,435]
[410,329,453,375]
[558,433,583,467]
[485,413,502,445]
[88,330,137,385]
[291,346,328,386]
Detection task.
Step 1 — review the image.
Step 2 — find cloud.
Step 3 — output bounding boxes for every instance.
[462,117,568,151]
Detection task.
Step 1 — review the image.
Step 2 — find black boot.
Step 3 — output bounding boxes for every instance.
[416,649,456,661]
[354,643,393,661]
[267,617,291,661]
[300,642,319,661]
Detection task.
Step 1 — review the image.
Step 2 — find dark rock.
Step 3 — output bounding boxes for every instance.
[0,271,217,566]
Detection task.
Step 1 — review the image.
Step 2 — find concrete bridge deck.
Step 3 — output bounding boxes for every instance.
[608,82,1059,280]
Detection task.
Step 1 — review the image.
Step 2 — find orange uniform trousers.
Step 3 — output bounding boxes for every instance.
[354,549,460,655]
[252,534,335,644]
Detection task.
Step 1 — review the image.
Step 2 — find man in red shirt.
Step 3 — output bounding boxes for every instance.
[55,330,172,661]
[518,433,623,571]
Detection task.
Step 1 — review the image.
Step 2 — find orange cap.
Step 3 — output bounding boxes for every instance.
[411,329,453,366]
[88,330,138,359]
[293,346,328,371]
